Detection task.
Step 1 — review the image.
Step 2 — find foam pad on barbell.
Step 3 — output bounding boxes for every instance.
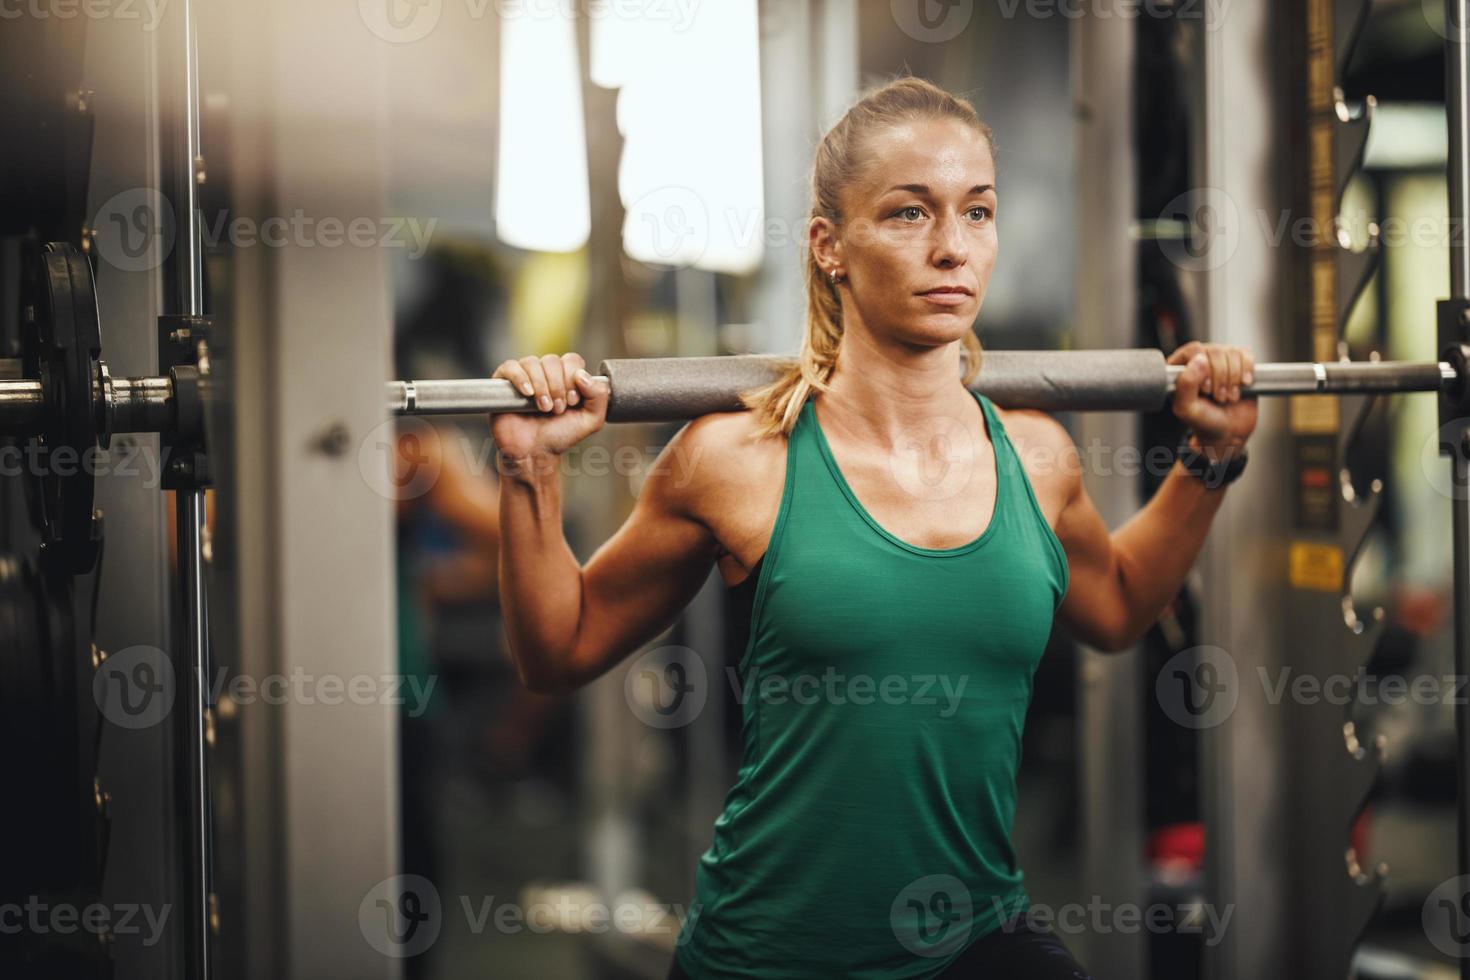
[972,348,1171,412]
[598,354,792,423]
[598,348,1170,422]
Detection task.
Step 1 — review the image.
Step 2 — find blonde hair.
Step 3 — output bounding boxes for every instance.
[740,76,994,438]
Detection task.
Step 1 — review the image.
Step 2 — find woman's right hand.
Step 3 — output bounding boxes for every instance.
[490,353,610,465]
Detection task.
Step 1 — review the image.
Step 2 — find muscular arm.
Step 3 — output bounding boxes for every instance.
[498,423,723,693]
[1021,413,1230,653]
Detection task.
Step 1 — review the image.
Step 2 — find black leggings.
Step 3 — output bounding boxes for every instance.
[665,915,1094,979]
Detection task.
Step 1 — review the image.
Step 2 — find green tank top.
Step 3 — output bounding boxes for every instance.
[674,389,1069,979]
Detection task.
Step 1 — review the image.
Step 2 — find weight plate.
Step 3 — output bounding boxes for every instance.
[0,551,106,978]
[20,241,103,575]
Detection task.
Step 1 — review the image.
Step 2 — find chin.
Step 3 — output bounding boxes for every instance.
[911,309,978,340]
[887,317,976,351]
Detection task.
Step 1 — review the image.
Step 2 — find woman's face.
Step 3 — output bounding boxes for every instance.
[813,117,997,349]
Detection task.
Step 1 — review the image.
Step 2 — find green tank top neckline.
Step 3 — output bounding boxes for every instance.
[807,389,1005,558]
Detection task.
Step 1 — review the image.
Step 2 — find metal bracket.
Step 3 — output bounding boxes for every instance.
[158,314,213,492]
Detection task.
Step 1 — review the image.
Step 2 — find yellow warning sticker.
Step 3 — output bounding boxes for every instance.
[1289,541,1343,592]
[1289,394,1339,435]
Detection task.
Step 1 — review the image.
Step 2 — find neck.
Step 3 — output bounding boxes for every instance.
[819,318,976,450]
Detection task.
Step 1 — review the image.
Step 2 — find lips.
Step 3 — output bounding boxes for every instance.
[917,286,973,306]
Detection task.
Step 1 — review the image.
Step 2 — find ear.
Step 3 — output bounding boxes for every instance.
[808,215,843,276]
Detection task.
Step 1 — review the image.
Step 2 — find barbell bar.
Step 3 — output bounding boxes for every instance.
[391,350,1465,422]
[0,348,1466,437]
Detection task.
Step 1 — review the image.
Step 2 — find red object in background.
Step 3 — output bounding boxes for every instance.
[1351,805,1372,865]
[1148,821,1205,872]
[1146,812,1374,876]
[1393,584,1449,637]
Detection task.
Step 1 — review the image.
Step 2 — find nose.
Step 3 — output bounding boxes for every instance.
[931,212,969,269]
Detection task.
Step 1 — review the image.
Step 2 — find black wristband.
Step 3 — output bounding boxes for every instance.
[1175,431,1248,489]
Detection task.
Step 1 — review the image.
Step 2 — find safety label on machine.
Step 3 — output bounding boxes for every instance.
[1293,436,1340,531]
[1289,394,1339,434]
[1288,541,1343,592]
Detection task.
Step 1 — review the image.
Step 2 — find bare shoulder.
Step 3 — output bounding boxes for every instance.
[664,409,786,506]
[993,405,1073,454]
[653,409,787,578]
[989,405,1080,522]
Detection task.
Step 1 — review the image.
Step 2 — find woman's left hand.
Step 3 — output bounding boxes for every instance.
[1166,341,1259,458]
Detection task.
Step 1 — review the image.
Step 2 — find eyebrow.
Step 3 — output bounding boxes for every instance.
[886,183,995,195]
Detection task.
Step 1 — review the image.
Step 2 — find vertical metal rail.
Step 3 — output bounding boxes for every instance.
[176,486,212,980]
[1073,4,1146,974]
[171,0,213,975]
[1449,0,1470,300]
[1446,3,1470,979]
[1455,440,1470,980]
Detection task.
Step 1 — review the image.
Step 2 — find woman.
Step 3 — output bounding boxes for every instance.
[490,78,1256,979]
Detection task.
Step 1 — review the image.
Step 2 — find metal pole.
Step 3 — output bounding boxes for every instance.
[175,485,212,980]
[171,0,212,975]
[1445,2,1470,975]
[1452,434,1470,980]
[1450,0,1470,300]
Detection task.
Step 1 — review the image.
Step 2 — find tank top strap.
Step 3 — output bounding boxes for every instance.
[972,389,1071,598]
[973,390,1022,492]
[789,397,834,491]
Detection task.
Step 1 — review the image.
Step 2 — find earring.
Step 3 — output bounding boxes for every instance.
[829,268,842,285]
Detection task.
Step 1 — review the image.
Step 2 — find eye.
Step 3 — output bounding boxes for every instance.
[967,205,992,222]
[893,205,925,221]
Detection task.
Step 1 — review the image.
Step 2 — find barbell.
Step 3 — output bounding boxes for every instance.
[389,350,1467,421]
[1,346,1465,433]
[6,240,1470,572]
